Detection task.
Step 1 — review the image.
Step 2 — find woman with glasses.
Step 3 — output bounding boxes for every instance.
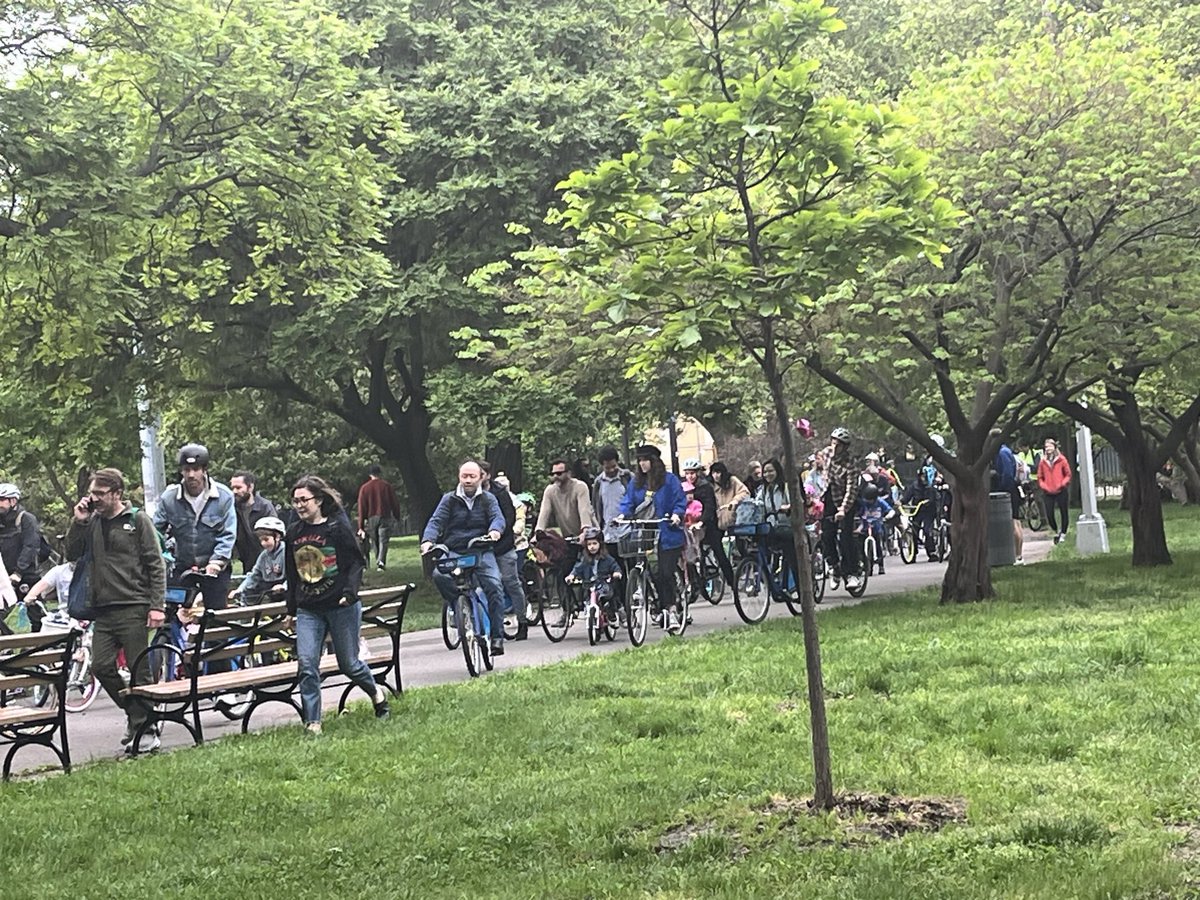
[284,474,390,734]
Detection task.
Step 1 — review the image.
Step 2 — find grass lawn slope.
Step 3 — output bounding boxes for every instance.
[3,508,1199,898]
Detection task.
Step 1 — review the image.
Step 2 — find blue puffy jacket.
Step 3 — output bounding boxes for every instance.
[619,473,687,551]
[422,489,504,552]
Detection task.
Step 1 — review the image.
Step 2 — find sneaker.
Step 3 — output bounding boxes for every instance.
[376,561,385,571]
[1015,557,1025,566]
[490,638,505,656]
[514,622,529,641]
[665,609,680,631]
[305,722,323,735]
[126,733,161,754]
[1059,533,1067,544]
[844,575,862,591]
[372,689,390,720]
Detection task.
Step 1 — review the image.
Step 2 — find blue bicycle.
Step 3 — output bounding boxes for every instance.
[426,539,496,678]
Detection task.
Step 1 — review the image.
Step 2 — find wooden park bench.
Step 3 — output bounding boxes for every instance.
[0,628,77,779]
[122,585,414,753]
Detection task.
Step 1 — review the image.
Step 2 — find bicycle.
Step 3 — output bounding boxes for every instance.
[614,517,689,645]
[39,610,103,713]
[537,536,582,643]
[730,520,804,623]
[571,571,621,646]
[425,538,496,678]
[1019,484,1046,532]
[443,584,527,650]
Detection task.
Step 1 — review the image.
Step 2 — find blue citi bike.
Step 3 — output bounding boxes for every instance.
[426,538,499,678]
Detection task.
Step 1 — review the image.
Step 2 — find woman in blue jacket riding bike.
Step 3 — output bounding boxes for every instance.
[618,445,687,628]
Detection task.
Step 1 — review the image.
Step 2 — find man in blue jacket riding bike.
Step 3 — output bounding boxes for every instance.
[420,461,507,656]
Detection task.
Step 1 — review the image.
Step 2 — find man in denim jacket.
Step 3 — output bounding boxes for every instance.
[153,443,237,669]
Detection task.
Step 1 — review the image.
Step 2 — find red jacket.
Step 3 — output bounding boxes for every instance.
[357,477,402,528]
[1037,454,1072,494]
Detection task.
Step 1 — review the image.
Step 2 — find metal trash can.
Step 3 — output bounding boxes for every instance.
[987,491,1016,567]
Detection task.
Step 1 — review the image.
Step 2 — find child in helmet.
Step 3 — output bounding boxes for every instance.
[854,483,895,575]
[566,526,623,619]
[229,516,288,604]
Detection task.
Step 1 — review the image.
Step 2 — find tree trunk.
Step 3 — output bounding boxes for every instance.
[764,355,834,811]
[485,439,525,494]
[1121,445,1172,566]
[940,468,993,603]
[1177,428,1200,504]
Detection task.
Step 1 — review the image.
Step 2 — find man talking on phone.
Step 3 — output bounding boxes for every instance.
[66,468,166,753]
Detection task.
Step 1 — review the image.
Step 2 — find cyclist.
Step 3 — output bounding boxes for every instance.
[229,516,287,604]
[565,526,622,623]
[901,468,939,560]
[618,444,687,629]
[821,427,862,591]
[420,461,507,656]
[480,460,530,641]
[682,459,738,604]
[0,483,43,631]
[854,482,895,575]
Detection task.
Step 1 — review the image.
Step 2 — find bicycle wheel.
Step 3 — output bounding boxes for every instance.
[812,548,827,604]
[627,567,650,647]
[540,579,572,643]
[456,594,483,678]
[846,554,869,598]
[63,665,100,713]
[703,551,726,604]
[586,603,600,646]
[502,600,520,641]
[899,526,916,564]
[1024,497,1046,532]
[149,631,185,683]
[441,602,461,651]
[866,537,879,576]
[670,582,691,636]
[733,557,769,624]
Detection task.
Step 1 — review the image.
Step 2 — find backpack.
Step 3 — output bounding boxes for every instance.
[15,510,54,567]
[1015,456,1030,484]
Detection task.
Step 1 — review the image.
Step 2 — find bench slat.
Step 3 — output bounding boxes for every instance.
[0,705,57,727]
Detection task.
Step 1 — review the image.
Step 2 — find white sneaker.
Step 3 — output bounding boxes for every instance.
[844,575,862,591]
[665,609,680,631]
[126,734,160,754]
[1014,557,1025,566]
[305,722,322,735]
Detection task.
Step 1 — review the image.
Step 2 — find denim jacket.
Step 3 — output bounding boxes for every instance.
[153,479,237,576]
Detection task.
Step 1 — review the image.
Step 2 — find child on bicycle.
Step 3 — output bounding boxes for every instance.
[854,482,895,575]
[566,527,622,620]
[229,516,288,605]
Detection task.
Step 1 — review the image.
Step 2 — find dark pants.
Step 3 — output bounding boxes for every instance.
[654,545,682,613]
[1044,490,1069,535]
[821,512,859,578]
[174,568,233,673]
[93,604,153,731]
[605,542,628,607]
[701,526,737,592]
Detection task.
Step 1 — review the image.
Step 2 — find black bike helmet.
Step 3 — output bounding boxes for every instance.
[177,443,210,468]
[861,482,880,502]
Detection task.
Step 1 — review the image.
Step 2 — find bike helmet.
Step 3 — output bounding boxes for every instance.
[581,526,603,542]
[0,483,20,499]
[177,443,210,468]
[253,516,287,537]
[830,427,852,443]
[681,458,702,472]
[861,482,880,502]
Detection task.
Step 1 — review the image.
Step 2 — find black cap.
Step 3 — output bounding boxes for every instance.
[634,444,662,460]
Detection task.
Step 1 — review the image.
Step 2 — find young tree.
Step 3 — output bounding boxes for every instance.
[538,0,954,809]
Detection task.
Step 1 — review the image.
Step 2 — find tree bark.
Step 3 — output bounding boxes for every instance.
[1121,443,1172,566]
[763,348,833,811]
[485,439,525,494]
[940,468,993,603]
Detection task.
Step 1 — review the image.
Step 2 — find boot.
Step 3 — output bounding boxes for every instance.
[515,622,529,641]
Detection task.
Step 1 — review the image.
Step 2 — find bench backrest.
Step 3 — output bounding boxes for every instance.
[189,584,416,673]
[0,629,77,697]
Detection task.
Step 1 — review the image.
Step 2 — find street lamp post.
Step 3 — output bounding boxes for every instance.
[1074,406,1109,555]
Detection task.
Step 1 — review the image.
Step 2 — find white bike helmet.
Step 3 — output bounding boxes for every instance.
[0,483,20,499]
[681,458,703,471]
[253,516,287,536]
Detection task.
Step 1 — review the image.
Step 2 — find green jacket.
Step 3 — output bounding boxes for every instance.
[66,503,166,610]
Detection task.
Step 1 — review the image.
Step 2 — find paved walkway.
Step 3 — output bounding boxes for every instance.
[11,532,1055,776]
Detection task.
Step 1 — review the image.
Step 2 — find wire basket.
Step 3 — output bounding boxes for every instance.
[617,526,659,559]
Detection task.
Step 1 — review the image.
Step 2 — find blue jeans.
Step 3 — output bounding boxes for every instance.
[495,549,529,624]
[296,601,379,724]
[432,550,505,640]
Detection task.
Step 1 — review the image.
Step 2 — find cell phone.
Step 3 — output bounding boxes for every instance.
[82,497,94,511]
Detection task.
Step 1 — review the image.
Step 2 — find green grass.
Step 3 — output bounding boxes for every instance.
[4,508,1200,898]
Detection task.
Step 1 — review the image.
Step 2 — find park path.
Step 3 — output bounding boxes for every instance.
[13,532,1054,776]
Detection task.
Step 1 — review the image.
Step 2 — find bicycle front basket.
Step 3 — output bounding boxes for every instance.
[616,527,658,559]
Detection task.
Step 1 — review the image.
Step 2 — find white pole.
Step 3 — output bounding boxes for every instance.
[137,390,166,515]
[1074,405,1109,555]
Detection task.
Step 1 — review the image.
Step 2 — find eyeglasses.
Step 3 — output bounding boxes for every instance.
[89,488,113,499]
[550,470,567,477]
[292,495,316,506]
